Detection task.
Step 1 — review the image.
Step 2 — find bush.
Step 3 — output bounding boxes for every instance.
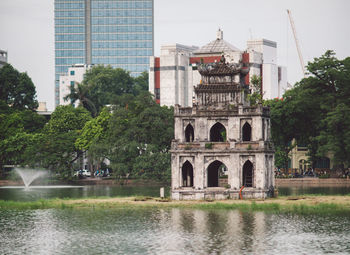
[205,143,213,149]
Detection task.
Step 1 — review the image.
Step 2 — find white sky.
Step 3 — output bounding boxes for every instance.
[0,0,349,111]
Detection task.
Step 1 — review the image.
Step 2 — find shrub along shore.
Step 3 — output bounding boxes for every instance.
[1,195,350,215]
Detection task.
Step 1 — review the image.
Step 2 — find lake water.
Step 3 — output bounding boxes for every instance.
[0,207,349,254]
[1,186,350,254]
[0,185,170,201]
[1,185,350,202]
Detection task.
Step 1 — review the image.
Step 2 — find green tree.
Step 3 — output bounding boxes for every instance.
[133,152,171,182]
[64,66,149,116]
[75,107,111,151]
[26,106,91,175]
[81,65,134,113]
[0,65,43,175]
[0,109,45,172]
[133,71,149,95]
[104,92,174,179]
[265,98,295,169]
[248,74,262,105]
[267,51,350,170]
[317,103,350,170]
[75,107,112,173]
[0,64,38,110]
[63,82,97,116]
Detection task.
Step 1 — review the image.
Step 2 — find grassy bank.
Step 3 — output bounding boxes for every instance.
[1,196,350,215]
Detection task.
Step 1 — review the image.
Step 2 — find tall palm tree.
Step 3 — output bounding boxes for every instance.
[64,82,97,117]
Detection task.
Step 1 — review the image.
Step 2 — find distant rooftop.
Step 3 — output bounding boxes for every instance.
[194,29,241,55]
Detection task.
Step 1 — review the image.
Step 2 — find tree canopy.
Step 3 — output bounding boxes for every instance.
[88,92,174,181]
[0,64,38,110]
[24,106,92,174]
[65,65,149,116]
[268,50,350,170]
[0,64,44,173]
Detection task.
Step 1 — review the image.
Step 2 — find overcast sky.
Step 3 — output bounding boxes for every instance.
[0,0,349,111]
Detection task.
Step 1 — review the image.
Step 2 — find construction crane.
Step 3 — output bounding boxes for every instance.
[287,9,306,78]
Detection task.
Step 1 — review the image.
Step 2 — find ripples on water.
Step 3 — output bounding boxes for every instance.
[1,208,349,255]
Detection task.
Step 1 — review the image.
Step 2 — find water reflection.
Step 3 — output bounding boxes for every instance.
[0,185,170,201]
[167,209,269,254]
[1,208,350,254]
[1,185,350,202]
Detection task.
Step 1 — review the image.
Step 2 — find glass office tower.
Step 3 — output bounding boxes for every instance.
[54,0,154,106]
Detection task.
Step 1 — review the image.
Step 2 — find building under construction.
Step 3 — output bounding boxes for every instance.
[149,30,287,107]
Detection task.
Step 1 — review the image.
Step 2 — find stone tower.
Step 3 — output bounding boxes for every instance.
[170,56,275,200]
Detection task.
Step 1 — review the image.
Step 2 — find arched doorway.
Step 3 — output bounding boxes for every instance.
[243,160,253,187]
[182,161,193,187]
[210,122,226,142]
[299,159,309,173]
[242,122,251,141]
[185,124,194,142]
[207,160,226,187]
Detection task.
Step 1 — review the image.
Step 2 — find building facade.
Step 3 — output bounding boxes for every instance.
[149,30,287,107]
[55,0,154,106]
[288,140,333,173]
[171,56,275,200]
[0,50,8,68]
[59,64,92,106]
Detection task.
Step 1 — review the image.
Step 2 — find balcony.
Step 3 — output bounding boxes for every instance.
[175,142,230,150]
[172,140,273,151]
[235,142,259,150]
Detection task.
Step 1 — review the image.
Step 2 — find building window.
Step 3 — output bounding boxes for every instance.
[210,122,226,142]
[70,70,75,75]
[185,124,194,142]
[242,122,252,141]
[155,88,160,100]
[70,81,75,86]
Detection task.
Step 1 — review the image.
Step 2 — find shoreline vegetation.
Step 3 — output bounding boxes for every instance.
[1,195,350,215]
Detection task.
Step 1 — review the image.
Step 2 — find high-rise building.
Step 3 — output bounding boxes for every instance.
[54,0,154,106]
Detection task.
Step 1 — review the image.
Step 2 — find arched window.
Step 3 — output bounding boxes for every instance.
[182,161,193,187]
[242,122,251,141]
[185,124,194,142]
[210,122,226,142]
[243,160,253,187]
[207,160,226,187]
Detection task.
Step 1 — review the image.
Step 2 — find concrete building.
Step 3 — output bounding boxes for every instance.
[170,56,275,200]
[59,64,92,106]
[149,30,287,107]
[0,50,8,68]
[55,0,154,106]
